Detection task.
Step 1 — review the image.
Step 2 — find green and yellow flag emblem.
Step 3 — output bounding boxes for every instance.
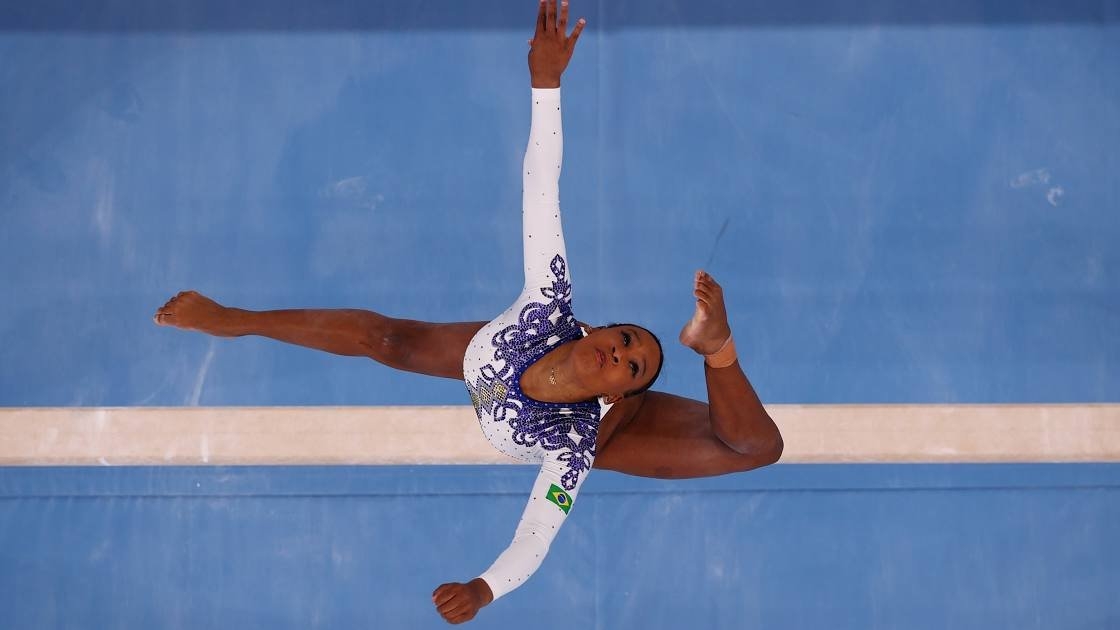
[545,483,572,514]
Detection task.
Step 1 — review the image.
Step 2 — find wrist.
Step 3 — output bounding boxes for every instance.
[531,77,561,88]
[468,578,494,606]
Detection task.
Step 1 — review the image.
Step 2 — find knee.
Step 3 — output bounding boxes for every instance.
[729,429,784,469]
[763,432,784,465]
[370,331,411,367]
[750,426,784,466]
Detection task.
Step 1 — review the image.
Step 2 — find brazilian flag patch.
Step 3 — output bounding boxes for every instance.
[545,484,573,514]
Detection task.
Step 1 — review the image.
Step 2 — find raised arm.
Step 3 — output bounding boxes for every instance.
[520,0,585,294]
[520,87,567,292]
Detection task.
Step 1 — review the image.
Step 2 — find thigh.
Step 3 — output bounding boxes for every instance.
[595,391,774,479]
[383,319,488,381]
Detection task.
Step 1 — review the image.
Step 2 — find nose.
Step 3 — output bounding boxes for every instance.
[611,346,620,365]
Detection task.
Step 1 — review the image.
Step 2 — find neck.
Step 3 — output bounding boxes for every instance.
[523,345,597,404]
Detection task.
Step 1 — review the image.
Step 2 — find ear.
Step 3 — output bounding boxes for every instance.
[602,392,623,405]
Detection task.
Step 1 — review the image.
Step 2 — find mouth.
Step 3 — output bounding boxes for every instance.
[595,349,605,368]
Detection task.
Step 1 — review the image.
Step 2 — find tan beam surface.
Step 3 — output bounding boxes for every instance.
[1,405,1118,466]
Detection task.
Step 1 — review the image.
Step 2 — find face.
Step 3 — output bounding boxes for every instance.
[574,325,661,401]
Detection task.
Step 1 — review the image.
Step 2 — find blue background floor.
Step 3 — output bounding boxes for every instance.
[2,1,1117,406]
[1,2,1118,628]
[2,465,1118,630]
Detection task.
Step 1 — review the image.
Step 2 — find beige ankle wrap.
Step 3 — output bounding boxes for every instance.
[704,335,737,368]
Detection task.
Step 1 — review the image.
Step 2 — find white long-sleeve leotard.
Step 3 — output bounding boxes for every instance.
[462,88,612,601]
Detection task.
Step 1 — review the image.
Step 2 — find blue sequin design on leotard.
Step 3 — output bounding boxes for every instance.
[467,255,599,491]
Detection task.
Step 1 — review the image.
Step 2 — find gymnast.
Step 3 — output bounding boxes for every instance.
[154,0,782,624]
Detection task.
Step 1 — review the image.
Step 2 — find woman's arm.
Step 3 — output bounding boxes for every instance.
[478,458,586,598]
[432,457,586,623]
[519,0,584,294]
[520,86,568,293]
[432,2,587,624]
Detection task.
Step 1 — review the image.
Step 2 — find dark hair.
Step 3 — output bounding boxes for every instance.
[603,322,664,398]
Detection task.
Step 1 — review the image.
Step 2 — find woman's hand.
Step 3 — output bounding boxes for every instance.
[432,578,493,624]
[528,0,586,88]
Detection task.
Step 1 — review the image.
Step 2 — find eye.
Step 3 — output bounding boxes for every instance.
[629,361,639,377]
[621,331,631,346]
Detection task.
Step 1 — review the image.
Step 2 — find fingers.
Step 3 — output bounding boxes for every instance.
[560,0,587,48]
[533,0,585,57]
[448,611,476,624]
[433,584,478,623]
[442,598,474,621]
[445,597,472,615]
[432,583,457,607]
[438,595,466,616]
[568,17,586,49]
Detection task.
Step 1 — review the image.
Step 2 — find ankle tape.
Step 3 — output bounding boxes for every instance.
[704,335,737,368]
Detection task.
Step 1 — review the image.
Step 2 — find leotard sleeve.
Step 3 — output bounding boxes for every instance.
[478,454,590,600]
[520,87,568,295]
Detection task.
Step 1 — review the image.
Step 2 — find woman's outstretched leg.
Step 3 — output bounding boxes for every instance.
[154,291,484,380]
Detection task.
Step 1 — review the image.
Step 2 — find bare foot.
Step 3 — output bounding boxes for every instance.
[679,270,732,355]
[153,291,234,336]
